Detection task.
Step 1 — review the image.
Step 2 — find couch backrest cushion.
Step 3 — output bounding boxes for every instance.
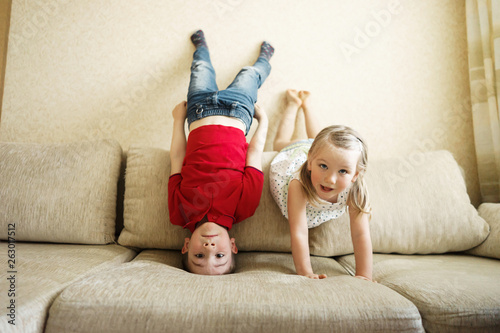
[118,146,191,249]
[367,150,489,254]
[119,148,489,255]
[0,140,122,244]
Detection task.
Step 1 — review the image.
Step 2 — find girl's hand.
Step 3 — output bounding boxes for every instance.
[172,101,187,121]
[355,275,376,283]
[303,273,327,279]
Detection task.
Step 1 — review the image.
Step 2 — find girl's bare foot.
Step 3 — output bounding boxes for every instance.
[298,90,311,109]
[286,89,302,107]
[298,90,321,139]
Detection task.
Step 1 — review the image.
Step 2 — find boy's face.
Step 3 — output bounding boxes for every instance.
[182,221,238,275]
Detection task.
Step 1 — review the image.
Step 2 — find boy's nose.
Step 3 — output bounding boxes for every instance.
[203,242,215,247]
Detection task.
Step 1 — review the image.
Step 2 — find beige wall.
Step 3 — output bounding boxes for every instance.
[0,0,11,122]
[0,0,480,205]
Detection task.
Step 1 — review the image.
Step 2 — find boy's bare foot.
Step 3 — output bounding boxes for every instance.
[286,89,302,107]
[298,90,311,109]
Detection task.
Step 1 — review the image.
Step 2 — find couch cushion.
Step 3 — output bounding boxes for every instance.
[118,146,191,249]
[0,243,136,333]
[119,148,488,256]
[367,150,489,254]
[467,203,500,259]
[0,140,122,244]
[46,251,424,333]
[337,254,500,332]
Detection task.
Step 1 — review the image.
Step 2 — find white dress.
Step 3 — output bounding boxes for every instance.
[270,140,349,228]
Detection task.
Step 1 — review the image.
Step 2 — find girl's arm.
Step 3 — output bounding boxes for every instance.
[349,207,373,281]
[245,104,268,170]
[170,101,188,175]
[288,179,327,279]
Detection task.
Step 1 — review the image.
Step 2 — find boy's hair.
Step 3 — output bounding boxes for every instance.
[299,125,372,218]
[181,252,237,274]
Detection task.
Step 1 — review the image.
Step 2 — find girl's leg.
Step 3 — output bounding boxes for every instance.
[299,91,322,139]
[273,89,302,151]
[187,30,218,101]
[224,42,274,104]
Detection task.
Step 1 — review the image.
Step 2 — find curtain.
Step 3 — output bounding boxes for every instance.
[466,0,500,203]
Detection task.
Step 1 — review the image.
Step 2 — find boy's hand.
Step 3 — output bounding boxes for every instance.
[172,101,187,121]
[253,104,267,123]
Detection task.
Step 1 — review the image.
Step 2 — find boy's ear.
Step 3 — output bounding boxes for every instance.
[230,238,238,254]
[181,238,190,254]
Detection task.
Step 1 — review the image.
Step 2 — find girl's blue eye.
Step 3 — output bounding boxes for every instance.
[339,169,347,175]
[319,164,328,170]
[216,253,225,258]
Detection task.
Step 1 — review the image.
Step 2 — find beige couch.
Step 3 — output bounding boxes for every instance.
[1,140,499,333]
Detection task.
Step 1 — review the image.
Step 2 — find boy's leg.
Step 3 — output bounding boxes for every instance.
[224,42,274,104]
[273,89,302,151]
[187,30,218,102]
[299,91,322,139]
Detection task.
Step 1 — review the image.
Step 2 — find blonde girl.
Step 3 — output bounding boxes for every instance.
[270,89,373,281]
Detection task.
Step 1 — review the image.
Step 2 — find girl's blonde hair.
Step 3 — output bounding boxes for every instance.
[299,125,371,218]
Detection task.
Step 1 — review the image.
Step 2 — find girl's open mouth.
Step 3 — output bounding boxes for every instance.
[320,185,333,192]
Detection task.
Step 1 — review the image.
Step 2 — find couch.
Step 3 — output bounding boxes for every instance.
[1,139,499,333]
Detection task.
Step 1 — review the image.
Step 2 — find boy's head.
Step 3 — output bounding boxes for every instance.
[181,220,238,275]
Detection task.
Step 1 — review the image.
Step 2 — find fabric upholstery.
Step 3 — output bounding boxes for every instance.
[119,148,488,256]
[367,150,489,254]
[467,203,500,259]
[118,145,191,249]
[0,243,136,333]
[337,254,500,332]
[46,251,424,333]
[0,140,122,244]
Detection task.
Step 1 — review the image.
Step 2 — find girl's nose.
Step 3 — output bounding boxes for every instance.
[326,172,336,184]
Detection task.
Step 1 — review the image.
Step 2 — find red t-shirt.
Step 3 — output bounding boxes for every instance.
[168,125,264,233]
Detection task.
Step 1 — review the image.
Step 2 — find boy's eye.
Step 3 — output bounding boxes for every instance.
[216,253,225,258]
[194,254,204,258]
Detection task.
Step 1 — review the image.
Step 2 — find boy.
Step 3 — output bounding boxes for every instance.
[168,30,273,275]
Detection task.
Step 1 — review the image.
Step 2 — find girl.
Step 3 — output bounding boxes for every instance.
[270,89,373,281]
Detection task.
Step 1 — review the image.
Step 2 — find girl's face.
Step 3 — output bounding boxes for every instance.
[307,144,361,203]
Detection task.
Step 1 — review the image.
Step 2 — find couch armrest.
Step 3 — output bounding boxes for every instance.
[467,203,500,259]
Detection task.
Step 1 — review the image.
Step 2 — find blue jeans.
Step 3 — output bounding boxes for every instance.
[187,46,271,135]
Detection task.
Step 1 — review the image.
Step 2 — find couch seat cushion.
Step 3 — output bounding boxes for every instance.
[0,243,136,333]
[46,251,424,333]
[337,254,500,332]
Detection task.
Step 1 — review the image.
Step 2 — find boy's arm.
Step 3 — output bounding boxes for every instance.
[288,180,327,279]
[349,208,373,281]
[170,101,188,175]
[245,104,268,170]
